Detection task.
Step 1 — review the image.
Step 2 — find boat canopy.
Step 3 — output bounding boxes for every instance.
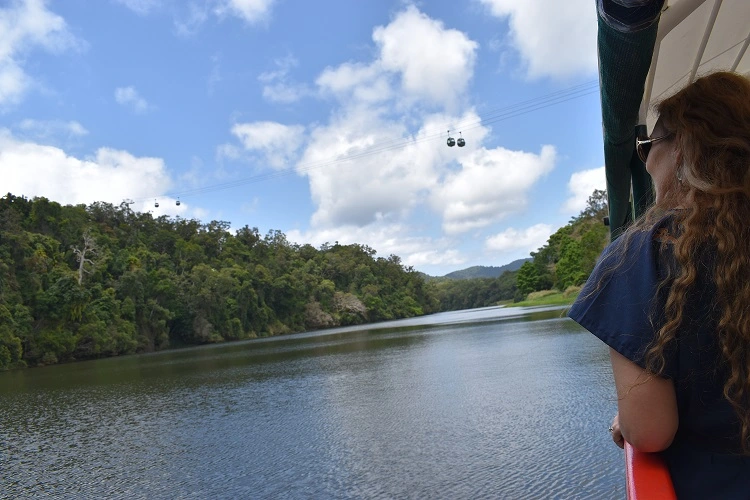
[598,0,750,239]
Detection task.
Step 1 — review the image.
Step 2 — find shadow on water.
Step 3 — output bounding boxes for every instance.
[0,306,570,395]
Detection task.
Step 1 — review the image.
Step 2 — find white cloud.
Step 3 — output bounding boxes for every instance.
[164,0,277,35]
[0,130,176,214]
[115,0,162,16]
[227,121,305,169]
[258,54,297,83]
[174,2,210,36]
[373,5,477,106]
[286,223,466,270]
[479,0,597,79]
[299,108,455,228]
[17,119,88,139]
[262,84,311,104]
[433,145,556,234]
[115,86,150,113]
[258,55,310,103]
[216,143,242,161]
[0,62,29,106]
[563,166,606,213]
[0,0,78,106]
[486,223,554,253]
[215,0,275,25]
[405,249,465,268]
[283,6,555,245]
[292,8,483,231]
[316,62,392,104]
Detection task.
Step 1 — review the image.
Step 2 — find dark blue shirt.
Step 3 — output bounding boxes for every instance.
[568,216,750,499]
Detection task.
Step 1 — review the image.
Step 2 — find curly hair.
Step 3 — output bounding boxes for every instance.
[635,71,750,451]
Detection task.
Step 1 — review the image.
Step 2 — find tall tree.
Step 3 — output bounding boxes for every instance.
[71,230,98,285]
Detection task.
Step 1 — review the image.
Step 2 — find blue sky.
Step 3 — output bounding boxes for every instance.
[1,0,607,276]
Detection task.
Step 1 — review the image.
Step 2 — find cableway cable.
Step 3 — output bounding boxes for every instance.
[136,80,600,203]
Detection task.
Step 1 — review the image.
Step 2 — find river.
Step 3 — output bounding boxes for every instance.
[0,305,624,499]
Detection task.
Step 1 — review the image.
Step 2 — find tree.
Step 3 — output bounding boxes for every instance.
[516,261,540,296]
[556,238,586,290]
[71,230,98,285]
[1,192,443,368]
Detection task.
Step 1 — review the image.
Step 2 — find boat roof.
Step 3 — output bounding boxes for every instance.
[641,0,750,128]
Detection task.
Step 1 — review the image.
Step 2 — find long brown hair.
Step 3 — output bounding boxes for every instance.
[636,71,750,451]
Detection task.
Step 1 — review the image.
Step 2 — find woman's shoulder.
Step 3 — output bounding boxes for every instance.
[604,213,677,259]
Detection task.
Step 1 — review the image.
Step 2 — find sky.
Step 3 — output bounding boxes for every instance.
[0,0,608,276]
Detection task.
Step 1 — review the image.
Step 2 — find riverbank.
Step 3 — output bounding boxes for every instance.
[500,287,581,308]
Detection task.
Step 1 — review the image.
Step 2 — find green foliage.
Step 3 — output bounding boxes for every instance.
[434,189,610,312]
[0,188,610,369]
[516,262,540,296]
[529,189,609,293]
[441,260,528,279]
[0,193,438,369]
[555,238,586,290]
[433,271,518,310]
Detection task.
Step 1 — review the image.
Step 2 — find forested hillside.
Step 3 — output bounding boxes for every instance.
[433,190,610,307]
[0,190,610,370]
[441,259,529,280]
[519,189,609,296]
[0,194,438,369]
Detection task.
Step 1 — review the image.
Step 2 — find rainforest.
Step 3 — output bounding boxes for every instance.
[0,190,608,369]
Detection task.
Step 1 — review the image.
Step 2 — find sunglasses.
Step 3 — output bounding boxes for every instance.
[635,133,673,163]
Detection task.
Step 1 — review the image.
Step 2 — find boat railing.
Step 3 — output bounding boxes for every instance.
[624,441,677,499]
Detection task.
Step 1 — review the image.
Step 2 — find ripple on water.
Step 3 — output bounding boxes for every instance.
[0,310,624,498]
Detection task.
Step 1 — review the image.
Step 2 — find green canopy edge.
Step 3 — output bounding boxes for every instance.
[597,12,659,239]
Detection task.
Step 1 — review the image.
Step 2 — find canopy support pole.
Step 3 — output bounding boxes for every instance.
[689,0,723,82]
[731,33,750,71]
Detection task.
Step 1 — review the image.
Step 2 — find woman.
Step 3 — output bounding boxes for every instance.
[569,71,750,498]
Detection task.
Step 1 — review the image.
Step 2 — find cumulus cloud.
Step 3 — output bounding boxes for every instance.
[485,223,554,254]
[298,107,463,228]
[114,86,150,113]
[433,145,556,234]
[373,5,477,106]
[220,5,556,273]
[0,130,179,215]
[0,0,79,107]
[225,121,305,169]
[286,223,466,270]
[291,7,484,232]
[316,62,392,104]
[479,0,597,79]
[563,166,606,213]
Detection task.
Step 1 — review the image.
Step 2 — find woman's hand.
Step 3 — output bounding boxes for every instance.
[610,413,625,449]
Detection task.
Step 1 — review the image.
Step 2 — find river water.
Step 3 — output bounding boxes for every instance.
[0,306,624,499]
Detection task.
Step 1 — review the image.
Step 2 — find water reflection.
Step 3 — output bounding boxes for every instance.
[0,306,623,498]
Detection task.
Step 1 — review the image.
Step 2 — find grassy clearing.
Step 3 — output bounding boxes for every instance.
[509,286,581,308]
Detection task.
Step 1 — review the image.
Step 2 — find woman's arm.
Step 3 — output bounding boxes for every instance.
[609,348,679,452]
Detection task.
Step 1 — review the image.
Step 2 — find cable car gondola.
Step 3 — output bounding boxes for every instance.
[447,130,456,147]
[447,130,465,148]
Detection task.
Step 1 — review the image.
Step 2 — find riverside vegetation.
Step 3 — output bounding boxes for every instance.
[0,190,608,370]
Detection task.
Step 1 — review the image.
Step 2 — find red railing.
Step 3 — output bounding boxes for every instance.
[624,442,677,499]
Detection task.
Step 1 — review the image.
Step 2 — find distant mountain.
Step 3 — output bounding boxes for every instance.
[420,258,531,281]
